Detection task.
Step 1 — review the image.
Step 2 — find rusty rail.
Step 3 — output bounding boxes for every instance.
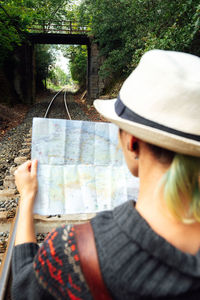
[0,210,19,300]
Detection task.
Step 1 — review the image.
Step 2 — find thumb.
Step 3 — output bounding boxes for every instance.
[31,159,38,176]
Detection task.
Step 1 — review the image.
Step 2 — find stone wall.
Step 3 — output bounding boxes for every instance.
[87,42,104,103]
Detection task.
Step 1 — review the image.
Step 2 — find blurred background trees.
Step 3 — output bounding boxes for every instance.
[78,0,200,82]
[61,45,87,91]
[0,0,199,95]
[0,0,73,95]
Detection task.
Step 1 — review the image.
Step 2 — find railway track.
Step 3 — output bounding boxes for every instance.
[0,89,95,300]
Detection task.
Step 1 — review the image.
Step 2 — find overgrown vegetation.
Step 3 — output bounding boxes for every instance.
[0,0,74,93]
[78,0,200,80]
[0,0,72,65]
[35,45,56,90]
[61,45,87,90]
[48,66,71,87]
[0,1,27,66]
[35,45,72,91]
[0,0,199,95]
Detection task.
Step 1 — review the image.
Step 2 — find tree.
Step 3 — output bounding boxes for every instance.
[0,0,72,65]
[62,45,87,89]
[131,0,200,68]
[79,0,200,80]
[0,1,29,65]
[35,44,56,90]
[48,66,70,86]
[23,0,72,32]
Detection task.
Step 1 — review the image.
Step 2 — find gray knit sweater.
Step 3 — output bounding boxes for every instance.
[92,200,200,299]
[12,200,200,299]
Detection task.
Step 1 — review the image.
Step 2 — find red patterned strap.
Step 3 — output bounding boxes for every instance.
[74,222,112,300]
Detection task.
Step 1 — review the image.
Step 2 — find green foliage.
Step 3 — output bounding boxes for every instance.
[0,1,28,64]
[80,0,200,79]
[24,0,72,31]
[0,0,72,65]
[131,0,200,68]
[63,45,87,89]
[35,44,56,89]
[1,0,199,89]
[36,45,72,90]
[48,66,71,86]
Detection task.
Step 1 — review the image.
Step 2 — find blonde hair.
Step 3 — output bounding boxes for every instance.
[163,154,200,223]
[147,143,200,223]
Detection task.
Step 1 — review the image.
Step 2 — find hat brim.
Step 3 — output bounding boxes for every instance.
[94,99,200,157]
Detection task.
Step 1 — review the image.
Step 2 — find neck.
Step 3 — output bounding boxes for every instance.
[135,154,200,255]
[136,156,169,222]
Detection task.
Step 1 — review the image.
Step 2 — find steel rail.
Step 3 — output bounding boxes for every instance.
[64,89,72,120]
[44,88,65,118]
[0,209,19,300]
[44,87,72,119]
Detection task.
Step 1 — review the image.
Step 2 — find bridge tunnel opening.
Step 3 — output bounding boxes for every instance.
[34,44,88,96]
[14,33,103,105]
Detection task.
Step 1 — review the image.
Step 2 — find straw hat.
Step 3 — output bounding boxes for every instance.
[94,50,200,157]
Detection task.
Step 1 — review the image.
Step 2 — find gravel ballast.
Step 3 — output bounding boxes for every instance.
[0,93,99,187]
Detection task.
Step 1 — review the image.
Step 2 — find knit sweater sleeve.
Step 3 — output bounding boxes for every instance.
[12,242,54,300]
[12,225,92,300]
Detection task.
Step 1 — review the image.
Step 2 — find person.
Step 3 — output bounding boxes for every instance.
[12,49,200,300]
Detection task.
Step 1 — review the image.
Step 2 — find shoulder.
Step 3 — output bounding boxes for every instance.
[33,225,91,299]
[90,201,136,270]
[91,200,136,240]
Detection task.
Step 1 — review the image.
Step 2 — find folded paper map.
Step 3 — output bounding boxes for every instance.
[31,117,139,215]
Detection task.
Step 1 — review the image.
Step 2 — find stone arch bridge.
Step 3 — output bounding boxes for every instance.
[15,22,103,104]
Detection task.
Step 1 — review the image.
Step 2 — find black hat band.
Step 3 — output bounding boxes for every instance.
[115,95,200,142]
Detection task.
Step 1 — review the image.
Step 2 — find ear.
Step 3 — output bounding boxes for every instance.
[128,136,139,152]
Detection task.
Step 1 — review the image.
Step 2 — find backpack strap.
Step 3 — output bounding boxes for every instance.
[74,222,112,300]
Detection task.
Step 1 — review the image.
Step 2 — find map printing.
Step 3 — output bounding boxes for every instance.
[31,117,139,215]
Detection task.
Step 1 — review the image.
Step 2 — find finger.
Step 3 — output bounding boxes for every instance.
[14,161,31,176]
[14,168,18,176]
[31,159,38,176]
[18,160,31,171]
[25,160,32,170]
